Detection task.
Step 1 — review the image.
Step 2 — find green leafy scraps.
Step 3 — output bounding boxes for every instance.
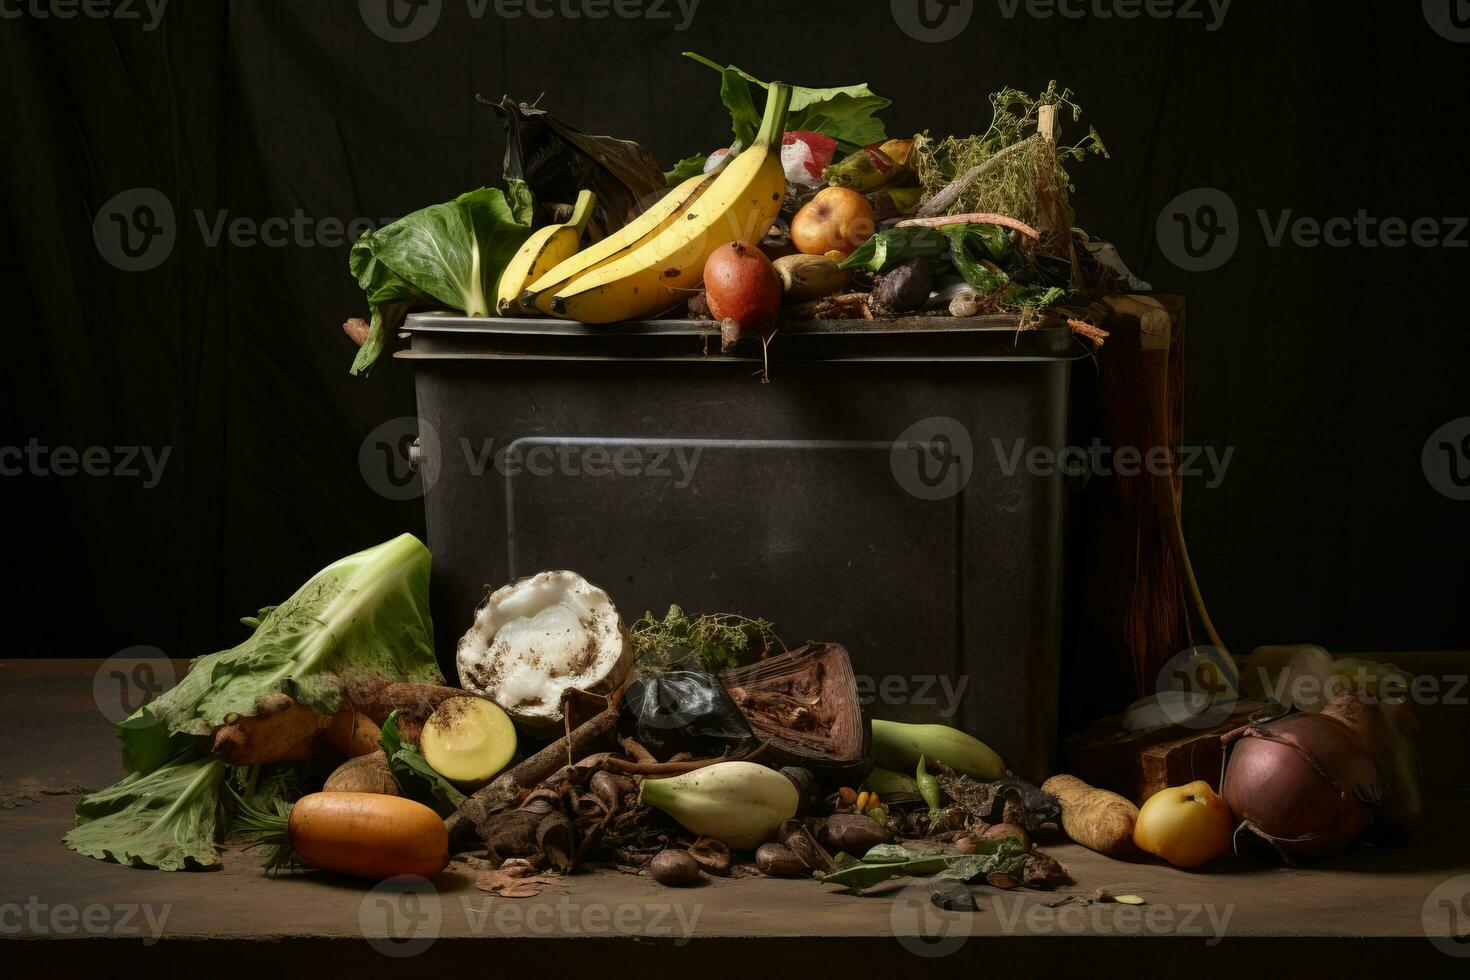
[684,52,890,152]
[663,154,708,186]
[67,535,443,871]
[348,182,534,375]
[380,710,465,815]
[65,751,230,871]
[841,223,1069,312]
[821,837,1027,892]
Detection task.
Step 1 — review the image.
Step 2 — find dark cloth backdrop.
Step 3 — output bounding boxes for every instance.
[2,0,1466,662]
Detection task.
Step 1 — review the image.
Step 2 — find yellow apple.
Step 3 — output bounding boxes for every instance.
[1132,780,1234,868]
[790,187,877,257]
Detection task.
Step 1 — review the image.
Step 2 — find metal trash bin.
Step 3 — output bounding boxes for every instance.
[403,313,1085,780]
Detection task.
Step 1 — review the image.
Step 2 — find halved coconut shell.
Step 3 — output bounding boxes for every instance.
[456,570,633,736]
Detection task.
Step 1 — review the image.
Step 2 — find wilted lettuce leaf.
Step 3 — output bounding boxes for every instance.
[663,154,708,186]
[348,240,432,376]
[838,222,1064,310]
[820,837,1027,891]
[65,751,229,871]
[840,226,951,274]
[347,184,533,375]
[68,534,444,870]
[132,533,441,755]
[685,52,890,152]
[380,710,465,816]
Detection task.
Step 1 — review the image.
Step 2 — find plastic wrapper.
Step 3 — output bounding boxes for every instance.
[620,671,755,760]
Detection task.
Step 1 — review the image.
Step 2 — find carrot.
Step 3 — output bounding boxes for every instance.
[1041,774,1139,855]
[235,792,448,880]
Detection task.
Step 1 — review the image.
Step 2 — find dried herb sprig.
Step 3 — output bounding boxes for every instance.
[631,604,784,675]
[913,81,1107,232]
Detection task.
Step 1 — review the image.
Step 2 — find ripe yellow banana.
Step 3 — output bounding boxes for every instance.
[521,161,727,315]
[495,188,595,316]
[549,83,792,324]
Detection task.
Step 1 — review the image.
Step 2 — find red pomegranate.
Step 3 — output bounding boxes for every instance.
[704,241,781,338]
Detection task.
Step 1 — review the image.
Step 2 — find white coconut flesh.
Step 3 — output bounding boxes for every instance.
[455,570,632,734]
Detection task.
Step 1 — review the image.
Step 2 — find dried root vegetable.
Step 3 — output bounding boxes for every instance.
[1041,774,1137,855]
[457,571,633,736]
[323,706,381,758]
[212,692,325,765]
[346,681,481,729]
[447,702,622,845]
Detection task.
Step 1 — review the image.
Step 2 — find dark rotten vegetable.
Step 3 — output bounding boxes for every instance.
[1221,711,1382,863]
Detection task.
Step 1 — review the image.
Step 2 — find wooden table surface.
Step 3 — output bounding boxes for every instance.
[3,659,1467,975]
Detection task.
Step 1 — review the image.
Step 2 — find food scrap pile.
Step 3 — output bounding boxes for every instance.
[344,53,1138,381]
[68,542,1425,898]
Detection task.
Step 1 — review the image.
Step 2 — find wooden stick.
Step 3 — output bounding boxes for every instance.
[447,703,621,845]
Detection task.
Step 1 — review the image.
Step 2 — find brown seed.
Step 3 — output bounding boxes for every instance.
[650,849,701,886]
[821,812,891,852]
[755,843,808,878]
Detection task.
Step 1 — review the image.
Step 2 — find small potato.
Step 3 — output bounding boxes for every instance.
[324,750,399,796]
